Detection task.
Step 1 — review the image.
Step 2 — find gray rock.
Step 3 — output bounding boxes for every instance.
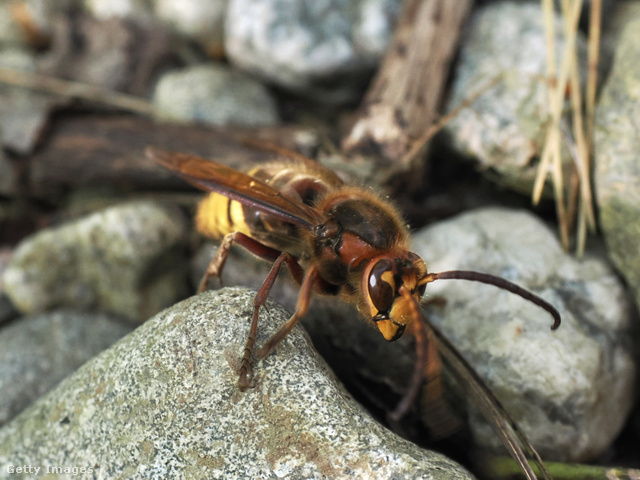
[594,9,640,313]
[83,0,228,57]
[0,288,473,480]
[599,1,640,79]
[82,0,155,22]
[0,48,59,155]
[225,0,402,103]
[0,47,38,71]
[154,0,228,57]
[0,311,134,426]
[412,207,635,462]
[442,1,587,195]
[2,200,190,323]
[152,63,279,127]
[0,88,60,154]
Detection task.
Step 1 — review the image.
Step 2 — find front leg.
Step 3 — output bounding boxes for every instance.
[238,252,306,390]
[196,232,307,389]
[239,265,317,390]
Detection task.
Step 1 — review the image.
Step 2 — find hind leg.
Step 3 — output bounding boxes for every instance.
[197,232,304,293]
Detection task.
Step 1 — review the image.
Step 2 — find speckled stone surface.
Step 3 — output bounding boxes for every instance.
[0,288,473,479]
[152,63,279,127]
[595,8,640,313]
[0,311,134,426]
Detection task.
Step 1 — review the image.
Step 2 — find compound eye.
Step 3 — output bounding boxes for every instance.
[368,259,395,315]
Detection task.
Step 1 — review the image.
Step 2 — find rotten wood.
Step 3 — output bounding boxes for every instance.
[19,115,319,197]
[342,0,473,189]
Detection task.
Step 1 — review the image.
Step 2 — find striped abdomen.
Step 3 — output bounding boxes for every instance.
[195,160,343,255]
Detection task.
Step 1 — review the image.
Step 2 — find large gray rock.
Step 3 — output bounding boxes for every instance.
[0,311,134,426]
[152,63,279,127]
[0,288,473,480]
[412,208,635,462]
[82,0,228,57]
[0,47,59,155]
[594,8,640,313]
[82,0,155,23]
[225,0,402,103]
[154,0,228,57]
[442,1,586,195]
[600,1,640,79]
[2,201,190,323]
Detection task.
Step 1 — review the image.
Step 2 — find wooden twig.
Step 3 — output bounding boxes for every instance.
[20,115,317,197]
[400,74,503,167]
[342,0,473,181]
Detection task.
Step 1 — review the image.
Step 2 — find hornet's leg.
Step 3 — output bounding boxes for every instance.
[256,265,319,360]
[416,325,461,437]
[237,250,306,390]
[197,232,304,293]
[389,287,459,437]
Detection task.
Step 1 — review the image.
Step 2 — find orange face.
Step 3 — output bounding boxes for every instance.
[361,253,428,341]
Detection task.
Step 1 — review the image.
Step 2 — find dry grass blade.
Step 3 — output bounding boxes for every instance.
[533,0,558,206]
[535,0,600,254]
[538,0,584,248]
[579,0,602,256]
[586,0,602,148]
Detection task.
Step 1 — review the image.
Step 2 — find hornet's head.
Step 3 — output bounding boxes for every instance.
[361,252,429,341]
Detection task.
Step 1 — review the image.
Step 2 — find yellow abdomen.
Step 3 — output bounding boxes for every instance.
[195,192,252,239]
